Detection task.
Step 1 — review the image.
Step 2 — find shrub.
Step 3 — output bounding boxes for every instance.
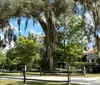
[96,58,100,64]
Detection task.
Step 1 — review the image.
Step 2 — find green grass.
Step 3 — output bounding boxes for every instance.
[0,71,100,78]
[0,72,21,76]
[0,80,80,85]
[71,73,100,78]
[0,72,40,76]
[82,73,100,78]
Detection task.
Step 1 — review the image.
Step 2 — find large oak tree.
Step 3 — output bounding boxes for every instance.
[0,0,73,71]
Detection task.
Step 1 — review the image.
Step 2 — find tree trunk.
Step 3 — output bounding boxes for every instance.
[45,10,56,71]
[95,35,100,58]
[45,20,56,71]
[45,41,53,71]
[37,2,56,71]
[93,8,100,58]
[38,18,55,71]
[2,64,4,75]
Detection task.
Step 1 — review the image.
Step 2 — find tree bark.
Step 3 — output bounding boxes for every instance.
[37,17,55,71]
[95,35,100,57]
[2,64,4,75]
[93,7,100,58]
[37,2,56,71]
[45,12,56,71]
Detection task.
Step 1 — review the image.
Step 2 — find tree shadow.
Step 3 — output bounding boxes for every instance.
[6,81,67,85]
[17,81,66,85]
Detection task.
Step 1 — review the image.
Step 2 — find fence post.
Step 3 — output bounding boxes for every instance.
[67,63,71,85]
[84,66,86,76]
[23,65,27,84]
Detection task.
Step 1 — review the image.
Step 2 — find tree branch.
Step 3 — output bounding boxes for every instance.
[36,15,47,35]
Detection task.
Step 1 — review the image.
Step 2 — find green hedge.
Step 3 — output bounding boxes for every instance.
[96,58,100,64]
[71,62,87,69]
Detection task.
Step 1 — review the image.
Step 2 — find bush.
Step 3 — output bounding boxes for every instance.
[72,62,87,69]
[96,58,100,64]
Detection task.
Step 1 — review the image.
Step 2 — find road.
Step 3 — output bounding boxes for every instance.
[0,75,100,85]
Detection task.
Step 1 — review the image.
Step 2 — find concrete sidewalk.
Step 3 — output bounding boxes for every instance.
[0,75,100,85]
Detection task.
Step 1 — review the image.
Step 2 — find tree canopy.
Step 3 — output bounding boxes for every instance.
[0,0,95,71]
[0,51,6,64]
[74,0,100,57]
[6,36,37,66]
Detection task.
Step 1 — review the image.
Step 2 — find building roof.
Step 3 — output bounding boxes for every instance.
[87,48,96,54]
[84,48,98,60]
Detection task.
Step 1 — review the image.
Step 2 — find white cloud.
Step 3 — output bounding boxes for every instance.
[21,20,25,24]
[10,20,18,26]
[28,28,42,35]
[29,28,35,34]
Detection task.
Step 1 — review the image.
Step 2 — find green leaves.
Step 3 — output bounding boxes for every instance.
[0,51,6,64]
[16,36,36,62]
[66,43,84,63]
[53,0,74,18]
[6,48,18,65]
[6,36,37,66]
[54,43,84,65]
[68,15,87,45]
[55,14,85,65]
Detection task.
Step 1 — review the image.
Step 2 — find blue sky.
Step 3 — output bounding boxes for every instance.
[87,43,94,48]
[10,17,94,48]
[10,17,43,37]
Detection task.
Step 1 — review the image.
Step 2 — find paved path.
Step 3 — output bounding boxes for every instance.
[0,76,100,85]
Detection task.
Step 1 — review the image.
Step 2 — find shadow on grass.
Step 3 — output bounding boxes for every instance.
[0,80,81,85]
[6,81,67,85]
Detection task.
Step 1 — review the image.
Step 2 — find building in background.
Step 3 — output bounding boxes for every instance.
[87,48,98,63]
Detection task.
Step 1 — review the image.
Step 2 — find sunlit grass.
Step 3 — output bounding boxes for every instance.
[0,72,21,76]
[0,71,100,78]
[0,71,40,76]
[71,73,100,78]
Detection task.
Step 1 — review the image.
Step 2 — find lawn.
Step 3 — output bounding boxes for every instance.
[0,71,100,78]
[72,73,100,78]
[0,72,40,76]
[0,80,80,85]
